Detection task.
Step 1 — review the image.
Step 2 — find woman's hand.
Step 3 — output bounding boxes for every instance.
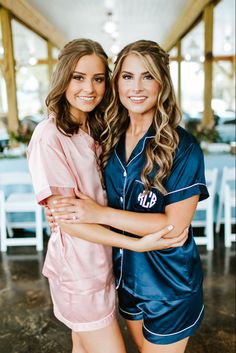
[50,192,103,224]
[133,226,188,252]
[45,206,58,232]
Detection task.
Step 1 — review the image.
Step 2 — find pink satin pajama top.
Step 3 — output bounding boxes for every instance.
[27,117,115,331]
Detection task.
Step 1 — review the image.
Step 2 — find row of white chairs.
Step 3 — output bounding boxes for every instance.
[215,167,236,247]
[0,167,235,252]
[0,172,43,252]
[193,166,235,250]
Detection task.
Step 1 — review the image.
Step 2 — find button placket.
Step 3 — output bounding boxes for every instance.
[116,168,127,289]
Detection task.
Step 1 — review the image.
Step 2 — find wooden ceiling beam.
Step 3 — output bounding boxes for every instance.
[162,0,221,51]
[0,0,66,48]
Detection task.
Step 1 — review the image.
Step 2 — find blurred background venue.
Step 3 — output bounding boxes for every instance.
[0,1,235,353]
[0,0,235,153]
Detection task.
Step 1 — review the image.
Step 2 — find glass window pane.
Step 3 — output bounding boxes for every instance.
[169,61,178,97]
[213,0,235,142]
[181,21,204,116]
[169,46,177,58]
[213,0,235,56]
[52,46,60,60]
[12,20,49,120]
[168,46,178,99]
[0,67,7,115]
[16,64,49,118]
[0,18,7,114]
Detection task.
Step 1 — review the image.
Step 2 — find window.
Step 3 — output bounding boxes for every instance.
[12,20,49,120]
[181,21,204,117]
[212,0,235,142]
[169,46,178,96]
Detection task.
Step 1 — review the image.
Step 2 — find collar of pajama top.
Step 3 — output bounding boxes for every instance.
[104,124,209,300]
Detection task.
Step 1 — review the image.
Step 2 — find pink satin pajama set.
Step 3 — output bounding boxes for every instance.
[27,117,116,331]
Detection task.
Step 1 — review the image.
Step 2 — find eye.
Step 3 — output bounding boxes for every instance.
[94,76,105,83]
[144,74,154,80]
[72,75,84,81]
[122,74,132,80]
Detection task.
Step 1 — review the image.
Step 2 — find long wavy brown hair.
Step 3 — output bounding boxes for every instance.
[101,40,181,194]
[45,38,111,142]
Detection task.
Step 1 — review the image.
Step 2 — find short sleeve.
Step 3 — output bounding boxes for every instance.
[27,138,76,205]
[164,143,209,206]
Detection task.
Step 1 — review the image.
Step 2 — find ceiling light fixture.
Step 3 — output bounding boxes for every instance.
[28,56,38,66]
[103,11,117,34]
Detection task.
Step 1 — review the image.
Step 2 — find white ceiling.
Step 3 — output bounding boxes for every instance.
[1,0,234,61]
[27,0,188,55]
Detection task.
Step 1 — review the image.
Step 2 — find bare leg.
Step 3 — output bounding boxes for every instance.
[78,318,126,353]
[125,319,143,352]
[142,337,189,353]
[125,319,189,353]
[72,331,88,353]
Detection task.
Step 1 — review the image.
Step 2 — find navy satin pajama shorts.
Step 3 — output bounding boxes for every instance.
[118,286,204,345]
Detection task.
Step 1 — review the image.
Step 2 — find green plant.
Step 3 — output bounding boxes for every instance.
[8,122,33,144]
[185,121,222,144]
[193,124,222,143]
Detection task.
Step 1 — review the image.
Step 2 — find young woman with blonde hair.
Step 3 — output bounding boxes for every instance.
[52,40,209,353]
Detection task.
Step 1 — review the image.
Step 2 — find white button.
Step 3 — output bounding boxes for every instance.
[123,171,127,177]
[120,196,123,203]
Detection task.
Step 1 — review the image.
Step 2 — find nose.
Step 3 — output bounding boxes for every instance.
[83,79,94,93]
[132,78,143,92]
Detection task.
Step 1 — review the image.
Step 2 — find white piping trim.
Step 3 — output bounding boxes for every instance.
[119,306,143,316]
[165,183,207,196]
[134,180,207,196]
[115,250,124,290]
[114,150,126,290]
[114,150,126,172]
[134,179,159,190]
[114,134,155,289]
[127,136,155,168]
[143,305,204,337]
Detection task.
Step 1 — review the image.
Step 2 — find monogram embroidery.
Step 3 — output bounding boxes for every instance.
[137,191,157,208]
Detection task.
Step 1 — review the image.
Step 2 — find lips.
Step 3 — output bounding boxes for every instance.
[129,96,147,102]
[78,96,95,101]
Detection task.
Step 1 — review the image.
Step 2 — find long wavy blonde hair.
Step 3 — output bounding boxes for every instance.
[45,38,111,142]
[101,40,181,194]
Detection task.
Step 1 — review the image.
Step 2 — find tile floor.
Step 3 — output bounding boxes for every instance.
[0,230,235,353]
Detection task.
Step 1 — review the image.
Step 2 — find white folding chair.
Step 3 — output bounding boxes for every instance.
[0,172,43,252]
[216,167,236,239]
[224,182,236,247]
[192,168,218,251]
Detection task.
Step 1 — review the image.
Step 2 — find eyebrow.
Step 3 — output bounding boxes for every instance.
[121,70,150,75]
[73,71,105,76]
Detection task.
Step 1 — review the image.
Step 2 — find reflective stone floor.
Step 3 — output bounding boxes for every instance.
[0,231,235,353]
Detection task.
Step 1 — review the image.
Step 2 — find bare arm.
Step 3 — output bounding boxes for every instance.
[46,195,188,252]
[94,195,199,238]
[51,193,199,238]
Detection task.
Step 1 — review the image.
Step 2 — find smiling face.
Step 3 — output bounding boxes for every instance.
[65,54,106,120]
[117,54,160,118]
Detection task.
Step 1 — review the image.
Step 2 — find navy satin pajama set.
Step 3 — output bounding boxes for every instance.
[104,125,209,345]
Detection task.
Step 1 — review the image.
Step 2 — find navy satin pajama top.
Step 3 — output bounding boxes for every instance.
[104,125,209,301]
